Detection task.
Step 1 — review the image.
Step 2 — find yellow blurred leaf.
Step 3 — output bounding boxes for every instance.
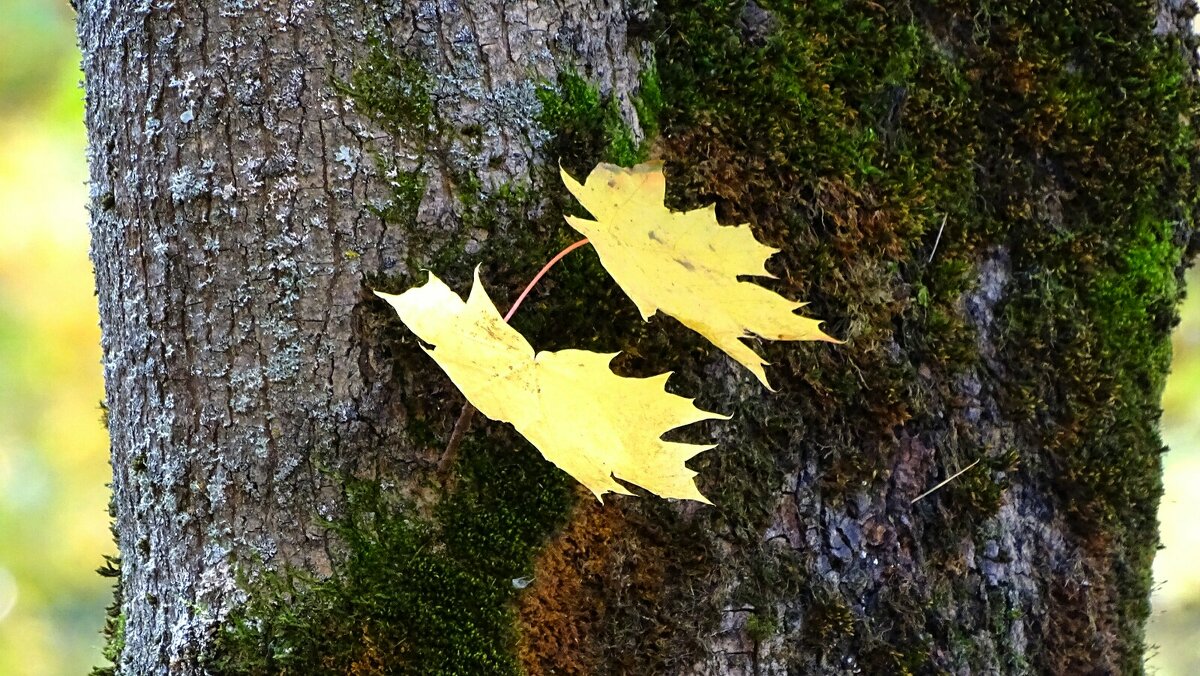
[375,270,728,502]
[561,161,839,388]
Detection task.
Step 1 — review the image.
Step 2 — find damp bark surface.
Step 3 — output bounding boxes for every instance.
[79,0,1199,674]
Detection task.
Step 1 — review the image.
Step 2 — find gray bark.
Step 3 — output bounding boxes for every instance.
[78,1,644,671]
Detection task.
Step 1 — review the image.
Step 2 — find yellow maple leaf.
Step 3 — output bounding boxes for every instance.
[375,270,728,502]
[561,161,839,389]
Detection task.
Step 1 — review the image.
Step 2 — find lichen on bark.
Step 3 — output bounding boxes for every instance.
[79,0,652,672]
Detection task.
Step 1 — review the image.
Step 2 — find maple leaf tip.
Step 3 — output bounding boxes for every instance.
[469,264,487,292]
[668,485,713,505]
[392,269,440,293]
[558,164,582,189]
[812,321,845,344]
[750,366,778,391]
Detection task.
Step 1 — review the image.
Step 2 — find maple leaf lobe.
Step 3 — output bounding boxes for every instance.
[561,161,840,389]
[374,270,726,503]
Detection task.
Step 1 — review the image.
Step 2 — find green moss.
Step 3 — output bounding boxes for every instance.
[631,1,989,668]
[632,66,664,144]
[101,613,126,665]
[208,442,572,675]
[333,37,432,137]
[535,72,646,173]
[366,154,426,227]
[974,9,1195,668]
[89,553,124,676]
[745,612,778,644]
[1014,215,1181,532]
[799,591,856,650]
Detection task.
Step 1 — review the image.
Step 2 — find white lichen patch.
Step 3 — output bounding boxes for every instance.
[169,164,210,204]
[334,145,358,172]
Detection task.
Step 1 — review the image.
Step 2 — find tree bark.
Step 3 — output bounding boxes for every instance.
[79,1,1199,674]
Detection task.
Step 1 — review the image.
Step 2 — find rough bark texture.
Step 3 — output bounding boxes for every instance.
[78,0,646,672]
[80,0,1199,674]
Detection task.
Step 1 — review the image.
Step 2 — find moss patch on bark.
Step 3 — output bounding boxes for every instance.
[628,0,1198,672]
[89,551,124,676]
[207,445,572,675]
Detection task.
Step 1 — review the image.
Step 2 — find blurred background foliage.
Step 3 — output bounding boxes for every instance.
[0,1,1195,674]
[0,0,113,674]
[1150,264,1200,673]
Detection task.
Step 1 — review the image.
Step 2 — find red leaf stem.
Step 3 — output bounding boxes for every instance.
[503,237,590,322]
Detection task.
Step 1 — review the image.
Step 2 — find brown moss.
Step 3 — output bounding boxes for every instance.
[343,628,388,676]
[516,498,622,675]
[517,496,717,674]
[1039,540,1121,674]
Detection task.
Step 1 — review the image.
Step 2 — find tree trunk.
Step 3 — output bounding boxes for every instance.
[79,1,1199,674]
